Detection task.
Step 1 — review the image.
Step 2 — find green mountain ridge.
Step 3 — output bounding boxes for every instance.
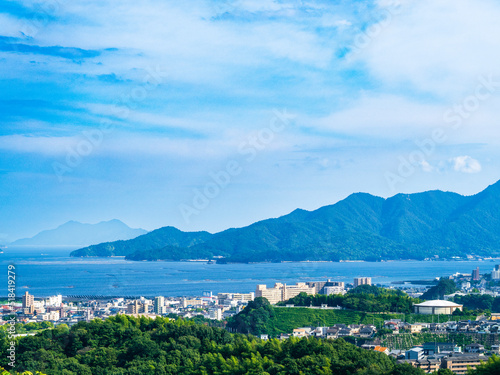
[70,180,500,261]
[70,226,212,257]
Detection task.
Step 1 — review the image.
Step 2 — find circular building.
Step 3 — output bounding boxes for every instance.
[413,300,463,315]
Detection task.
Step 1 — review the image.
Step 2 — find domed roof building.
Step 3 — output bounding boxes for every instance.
[413,300,462,315]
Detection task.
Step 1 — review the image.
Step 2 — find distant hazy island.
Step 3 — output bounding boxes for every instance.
[10,219,147,247]
[70,180,500,263]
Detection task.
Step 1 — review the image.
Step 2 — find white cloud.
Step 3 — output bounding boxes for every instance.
[420,160,433,173]
[451,155,482,174]
[357,0,500,97]
[0,13,27,37]
[28,0,333,73]
[307,94,444,138]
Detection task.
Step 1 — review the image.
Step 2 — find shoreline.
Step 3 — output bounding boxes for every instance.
[67,256,500,264]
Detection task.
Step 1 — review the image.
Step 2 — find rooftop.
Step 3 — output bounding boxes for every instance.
[414,300,462,307]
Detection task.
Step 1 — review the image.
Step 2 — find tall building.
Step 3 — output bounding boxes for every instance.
[324,285,345,295]
[127,300,141,314]
[255,282,316,304]
[472,267,480,281]
[492,266,500,280]
[209,308,222,320]
[154,296,166,315]
[256,284,284,304]
[217,292,255,303]
[22,291,35,314]
[318,280,345,295]
[353,277,372,287]
[22,291,34,308]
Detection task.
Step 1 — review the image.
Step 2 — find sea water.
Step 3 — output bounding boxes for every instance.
[0,247,493,297]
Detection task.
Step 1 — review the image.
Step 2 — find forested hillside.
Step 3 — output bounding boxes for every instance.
[3,315,414,375]
[71,180,500,262]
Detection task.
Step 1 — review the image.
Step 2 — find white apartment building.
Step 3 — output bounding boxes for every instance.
[492,267,500,280]
[154,296,166,315]
[209,308,222,320]
[255,282,316,304]
[45,295,63,306]
[324,286,346,295]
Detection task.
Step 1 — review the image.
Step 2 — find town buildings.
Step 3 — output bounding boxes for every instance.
[255,282,316,304]
[22,291,34,314]
[353,277,372,287]
[441,354,486,375]
[255,279,347,304]
[472,267,480,281]
[154,296,166,315]
[209,307,222,320]
[491,265,500,280]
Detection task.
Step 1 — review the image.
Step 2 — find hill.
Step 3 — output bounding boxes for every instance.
[70,226,212,257]
[71,180,500,261]
[7,315,406,374]
[10,219,147,247]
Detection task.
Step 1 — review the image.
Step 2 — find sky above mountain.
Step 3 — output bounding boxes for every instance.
[1,0,500,242]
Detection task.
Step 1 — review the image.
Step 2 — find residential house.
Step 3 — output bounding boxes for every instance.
[373,346,389,355]
[465,344,484,353]
[326,327,339,339]
[410,324,423,333]
[405,347,424,361]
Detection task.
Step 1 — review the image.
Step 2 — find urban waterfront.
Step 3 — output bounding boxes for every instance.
[1,247,495,297]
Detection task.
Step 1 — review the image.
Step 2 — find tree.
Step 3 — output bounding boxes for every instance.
[468,354,500,375]
[434,369,454,375]
[491,297,500,313]
[11,313,406,374]
[454,295,494,311]
[421,278,457,300]
[226,297,274,334]
[392,363,426,375]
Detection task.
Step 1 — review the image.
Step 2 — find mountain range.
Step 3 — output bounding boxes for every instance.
[11,219,147,247]
[70,180,500,262]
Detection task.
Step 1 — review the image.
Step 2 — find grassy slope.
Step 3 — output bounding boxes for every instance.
[267,307,477,336]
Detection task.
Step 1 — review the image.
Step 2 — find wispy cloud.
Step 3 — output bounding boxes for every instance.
[2,0,500,239]
[450,155,482,174]
[0,36,104,59]
[357,0,500,97]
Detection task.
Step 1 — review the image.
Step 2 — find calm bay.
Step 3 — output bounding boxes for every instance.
[1,247,495,297]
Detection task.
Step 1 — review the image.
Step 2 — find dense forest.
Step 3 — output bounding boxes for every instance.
[420,279,457,300]
[1,315,499,374]
[277,285,420,314]
[453,294,500,313]
[0,315,415,375]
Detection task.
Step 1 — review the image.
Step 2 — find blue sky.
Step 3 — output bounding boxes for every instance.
[2,0,500,242]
